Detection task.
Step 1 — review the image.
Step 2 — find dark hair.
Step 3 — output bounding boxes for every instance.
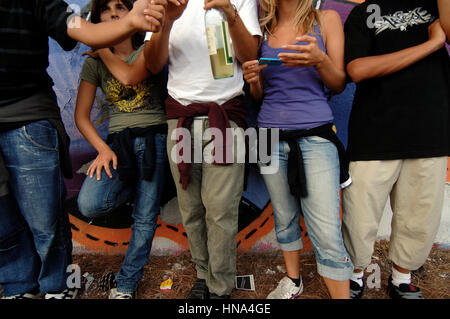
[90,0,144,50]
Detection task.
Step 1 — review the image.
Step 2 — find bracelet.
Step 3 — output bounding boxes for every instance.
[314,63,321,70]
[228,4,239,27]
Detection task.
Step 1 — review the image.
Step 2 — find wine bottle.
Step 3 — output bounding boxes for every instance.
[205,8,234,80]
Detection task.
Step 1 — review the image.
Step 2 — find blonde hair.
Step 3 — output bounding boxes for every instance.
[259,0,321,36]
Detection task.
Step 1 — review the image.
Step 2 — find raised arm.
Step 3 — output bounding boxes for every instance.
[438,0,450,42]
[347,20,447,83]
[74,80,117,180]
[204,0,259,63]
[96,49,150,86]
[68,0,167,48]
[144,0,188,74]
[278,10,346,93]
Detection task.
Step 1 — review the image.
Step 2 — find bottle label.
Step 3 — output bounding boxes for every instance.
[206,25,217,55]
[222,21,233,65]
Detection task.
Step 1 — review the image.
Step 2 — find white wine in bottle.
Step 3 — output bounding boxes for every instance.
[205,8,234,80]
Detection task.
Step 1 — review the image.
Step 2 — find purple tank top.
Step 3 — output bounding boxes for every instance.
[257,24,333,130]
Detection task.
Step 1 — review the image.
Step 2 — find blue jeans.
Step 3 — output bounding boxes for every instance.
[260,136,353,281]
[77,134,167,294]
[0,120,72,296]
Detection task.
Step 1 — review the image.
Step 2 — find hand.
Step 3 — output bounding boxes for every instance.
[162,0,188,23]
[204,0,234,17]
[242,60,267,84]
[82,49,100,59]
[129,0,167,33]
[86,147,118,181]
[278,35,326,68]
[428,19,446,50]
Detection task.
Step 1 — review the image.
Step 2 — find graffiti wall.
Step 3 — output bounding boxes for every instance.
[49,0,450,255]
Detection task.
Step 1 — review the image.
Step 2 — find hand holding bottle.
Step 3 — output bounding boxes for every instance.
[204,0,234,17]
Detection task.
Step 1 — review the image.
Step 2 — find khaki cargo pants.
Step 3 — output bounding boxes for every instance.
[167,119,245,296]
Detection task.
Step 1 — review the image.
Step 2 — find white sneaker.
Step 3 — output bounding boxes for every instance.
[108,288,135,299]
[267,276,304,299]
[45,288,78,299]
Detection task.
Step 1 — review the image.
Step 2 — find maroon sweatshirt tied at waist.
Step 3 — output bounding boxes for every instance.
[165,95,247,190]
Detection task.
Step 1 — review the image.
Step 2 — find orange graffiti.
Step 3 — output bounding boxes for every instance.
[447,157,450,183]
[70,214,189,254]
[69,203,315,254]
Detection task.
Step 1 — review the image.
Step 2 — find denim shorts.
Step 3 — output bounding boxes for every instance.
[260,136,353,281]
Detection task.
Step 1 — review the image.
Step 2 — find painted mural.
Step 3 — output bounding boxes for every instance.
[49,0,449,255]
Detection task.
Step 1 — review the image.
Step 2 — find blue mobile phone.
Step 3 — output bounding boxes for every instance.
[258,57,283,66]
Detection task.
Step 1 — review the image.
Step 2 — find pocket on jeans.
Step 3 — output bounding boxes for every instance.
[23,120,58,152]
[303,136,330,144]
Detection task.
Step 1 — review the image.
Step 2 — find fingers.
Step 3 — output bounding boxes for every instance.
[167,0,186,5]
[296,35,317,43]
[151,0,168,5]
[96,164,102,181]
[243,60,266,83]
[278,52,307,60]
[86,158,116,181]
[144,15,163,32]
[204,0,228,11]
[242,59,259,69]
[112,154,118,171]
[104,161,113,179]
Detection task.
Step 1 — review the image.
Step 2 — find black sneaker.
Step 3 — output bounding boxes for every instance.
[350,279,364,299]
[387,276,422,299]
[210,293,230,299]
[187,278,209,299]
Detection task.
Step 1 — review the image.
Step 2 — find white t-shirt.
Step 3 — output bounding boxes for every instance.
[145,0,262,106]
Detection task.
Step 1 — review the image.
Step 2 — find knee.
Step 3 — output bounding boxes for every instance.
[0,228,26,252]
[77,194,108,219]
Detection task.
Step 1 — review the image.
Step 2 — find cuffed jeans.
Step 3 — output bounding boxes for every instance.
[260,136,353,281]
[0,120,72,296]
[77,134,167,294]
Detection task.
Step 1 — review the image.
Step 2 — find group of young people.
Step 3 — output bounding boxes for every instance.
[0,0,448,300]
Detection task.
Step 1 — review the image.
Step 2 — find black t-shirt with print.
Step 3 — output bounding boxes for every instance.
[344,0,450,161]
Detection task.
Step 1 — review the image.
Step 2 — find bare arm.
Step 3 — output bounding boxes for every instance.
[438,0,450,42]
[74,80,117,180]
[144,0,188,74]
[315,10,346,93]
[242,61,266,102]
[67,0,166,48]
[96,49,150,86]
[278,11,346,93]
[204,0,259,63]
[347,19,447,83]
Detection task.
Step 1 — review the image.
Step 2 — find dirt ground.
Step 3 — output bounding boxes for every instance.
[67,240,449,299]
[1,240,448,299]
